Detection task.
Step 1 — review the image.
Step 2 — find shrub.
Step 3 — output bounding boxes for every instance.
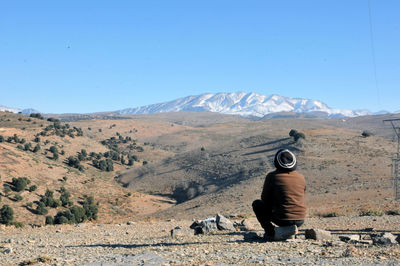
[30,113,44,120]
[3,186,12,195]
[14,194,23,202]
[45,216,54,225]
[24,143,32,151]
[83,196,98,220]
[33,144,41,153]
[28,185,37,192]
[362,130,373,138]
[11,177,31,192]
[360,209,384,216]
[0,135,4,142]
[0,205,14,225]
[41,189,59,207]
[60,190,73,207]
[35,202,48,215]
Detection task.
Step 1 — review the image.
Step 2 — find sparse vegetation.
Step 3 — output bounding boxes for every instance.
[0,205,14,225]
[360,209,384,216]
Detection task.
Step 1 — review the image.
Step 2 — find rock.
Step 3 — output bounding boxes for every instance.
[240,219,256,231]
[191,218,218,235]
[2,247,12,254]
[216,214,235,231]
[274,225,298,241]
[126,221,135,225]
[305,229,332,241]
[372,233,398,245]
[243,231,264,241]
[339,234,360,242]
[170,226,191,238]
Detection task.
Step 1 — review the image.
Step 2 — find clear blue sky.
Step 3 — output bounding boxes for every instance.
[0,1,399,113]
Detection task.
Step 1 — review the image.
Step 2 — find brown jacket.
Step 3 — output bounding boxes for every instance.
[261,170,306,220]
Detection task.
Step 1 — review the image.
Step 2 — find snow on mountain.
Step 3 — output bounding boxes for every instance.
[116,92,372,118]
[0,105,40,114]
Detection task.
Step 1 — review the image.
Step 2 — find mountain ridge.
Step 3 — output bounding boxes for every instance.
[116,92,372,118]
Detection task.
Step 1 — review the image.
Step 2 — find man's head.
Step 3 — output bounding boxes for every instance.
[274,149,297,171]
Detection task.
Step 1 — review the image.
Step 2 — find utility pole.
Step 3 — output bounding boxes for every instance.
[383,118,400,200]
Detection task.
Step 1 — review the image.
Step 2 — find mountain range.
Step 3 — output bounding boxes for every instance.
[1,92,395,118]
[116,92,375,118]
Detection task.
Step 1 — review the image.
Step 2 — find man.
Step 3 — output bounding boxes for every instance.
[252,149,306,239]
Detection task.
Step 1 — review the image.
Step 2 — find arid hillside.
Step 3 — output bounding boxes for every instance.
[1,111,400,226]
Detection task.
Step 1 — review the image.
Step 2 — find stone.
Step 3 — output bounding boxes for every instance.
[274,225,298,241]
[339,234,360,242]
[191,218,218,235]
[240,219,257,231]
[243,231,264,241]
[305,229,332,241]
[372,233,398,245]
[170,226,191,238]
[216,214,235,231]
[2,247,12,254]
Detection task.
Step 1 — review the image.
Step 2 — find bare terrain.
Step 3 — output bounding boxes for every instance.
[1,111,400,264]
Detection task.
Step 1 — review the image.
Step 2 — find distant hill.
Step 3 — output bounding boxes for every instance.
[116,92,372,118]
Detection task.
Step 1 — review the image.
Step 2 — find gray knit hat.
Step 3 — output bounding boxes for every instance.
[274,149,297,171]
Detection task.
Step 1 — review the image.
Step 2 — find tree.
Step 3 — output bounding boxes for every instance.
[24,143,32,151]
[33,144,41,153]
[11,177,31,192]
[36,202,48,215]
[0,205,14,225]
[83,196,98,220]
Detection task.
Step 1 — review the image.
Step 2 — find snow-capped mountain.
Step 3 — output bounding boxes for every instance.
[116,92,372,118]
[0,105,40,114]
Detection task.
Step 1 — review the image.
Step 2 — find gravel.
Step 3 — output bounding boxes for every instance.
[1,216,400,265]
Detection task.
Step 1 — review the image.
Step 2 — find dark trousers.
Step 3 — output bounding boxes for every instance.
[252,199,304,236]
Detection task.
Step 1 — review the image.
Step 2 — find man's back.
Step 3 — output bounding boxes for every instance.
[261,170,306,220]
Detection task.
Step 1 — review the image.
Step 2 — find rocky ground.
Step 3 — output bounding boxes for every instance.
[1,215,400,265]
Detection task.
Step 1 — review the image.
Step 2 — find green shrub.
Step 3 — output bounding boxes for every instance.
[60,190,73,207]
[362,130,373,138]
[83,196,98,220]
[33,144,41,153]
[11,177,31,192]
[28,185,37,192]
[36,202,48,215]
[45,216,54,225]
[0,205,14,225]
[14,194,23,202]
[360,209,384,216]
[12,221,24,228]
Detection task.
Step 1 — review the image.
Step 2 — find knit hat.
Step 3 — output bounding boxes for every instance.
[274,149,297,171]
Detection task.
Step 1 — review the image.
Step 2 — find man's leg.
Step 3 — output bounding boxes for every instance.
[252,199,274,236]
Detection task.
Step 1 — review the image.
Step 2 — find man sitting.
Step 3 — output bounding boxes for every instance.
[252,149,306,240]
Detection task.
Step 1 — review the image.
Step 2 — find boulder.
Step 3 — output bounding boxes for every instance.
[274,225,298,241]
[305,229,332,240]
[216,214,235,231]
[170,226,191,238]
[339,235,360,242]
[191,218,218,235]
[372,233,398,245]
[243,231,264,241]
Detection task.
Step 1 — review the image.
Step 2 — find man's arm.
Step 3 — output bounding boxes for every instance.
[261,173,273,202]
